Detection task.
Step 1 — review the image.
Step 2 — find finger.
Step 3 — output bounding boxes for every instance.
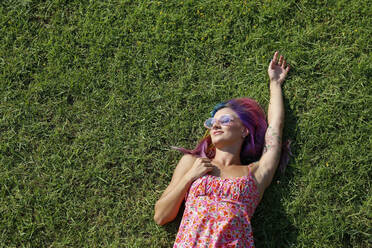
[282,59,286,68]
[199,160,210,166]
[286,64,290,73]
[278,55,284,66]
[269,59,274,70]
[203,162,214,167]
[273,51,279,64]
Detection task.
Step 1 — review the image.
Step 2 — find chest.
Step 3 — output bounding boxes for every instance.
[207,163,255,179]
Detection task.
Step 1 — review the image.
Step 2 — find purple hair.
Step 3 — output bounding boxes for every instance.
[173,98,291,173]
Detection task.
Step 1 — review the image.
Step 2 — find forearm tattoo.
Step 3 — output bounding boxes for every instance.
[263,126,282,154]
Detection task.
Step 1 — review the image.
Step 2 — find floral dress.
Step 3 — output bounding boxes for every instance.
[173,167,260,248]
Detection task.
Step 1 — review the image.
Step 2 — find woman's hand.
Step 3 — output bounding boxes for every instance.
[185,157,214,181]
[268,51,290,85]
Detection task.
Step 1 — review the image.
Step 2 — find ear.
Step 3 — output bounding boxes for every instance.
[242,128,249,138]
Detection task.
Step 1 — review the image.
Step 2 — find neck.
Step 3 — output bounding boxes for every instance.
[213,145,242,167]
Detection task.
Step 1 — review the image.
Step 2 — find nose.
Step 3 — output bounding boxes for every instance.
[212,120,221,129]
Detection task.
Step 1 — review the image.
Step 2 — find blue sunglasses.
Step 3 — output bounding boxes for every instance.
[204,114,235,129]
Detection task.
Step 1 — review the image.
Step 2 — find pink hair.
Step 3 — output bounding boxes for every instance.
[173,98,291,173]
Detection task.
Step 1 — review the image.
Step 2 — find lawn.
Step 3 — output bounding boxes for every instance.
[0,0,371,247]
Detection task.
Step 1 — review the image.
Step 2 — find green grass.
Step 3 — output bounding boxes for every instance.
[1,0,371,247]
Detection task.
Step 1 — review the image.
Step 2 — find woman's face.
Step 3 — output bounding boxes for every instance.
[209,107,248,148]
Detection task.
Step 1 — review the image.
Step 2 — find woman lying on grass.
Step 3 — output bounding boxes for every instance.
[154,51,291,247]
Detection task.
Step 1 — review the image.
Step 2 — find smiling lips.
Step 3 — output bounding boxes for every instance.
[213,131,224,135]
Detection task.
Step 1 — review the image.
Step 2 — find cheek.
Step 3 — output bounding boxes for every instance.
[228,125,243,135]
[221,126,242,138]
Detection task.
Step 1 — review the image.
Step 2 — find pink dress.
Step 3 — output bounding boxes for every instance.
[173,167,260,247]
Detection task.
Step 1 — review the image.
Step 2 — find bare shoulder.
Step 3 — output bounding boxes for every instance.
[179,154,197,164]
[248,161,260,171]
[248,162,260,182]
[177,154,197,170]
[171,154,197,181]
[159,154,196,199]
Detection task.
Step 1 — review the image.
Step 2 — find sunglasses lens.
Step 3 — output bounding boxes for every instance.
[204,118,214,128]
[220,115,232,125]
[204,115,234,128]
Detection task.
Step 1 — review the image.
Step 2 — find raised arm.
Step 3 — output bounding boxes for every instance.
[256,51,290,192]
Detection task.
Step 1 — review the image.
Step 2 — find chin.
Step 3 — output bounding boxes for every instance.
[212,136,240,149]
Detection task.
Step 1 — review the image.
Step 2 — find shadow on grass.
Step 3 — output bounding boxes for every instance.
[252,95,299,248]
[163,95,299,247]
[163,202,185,242]
[252,167,299,247]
